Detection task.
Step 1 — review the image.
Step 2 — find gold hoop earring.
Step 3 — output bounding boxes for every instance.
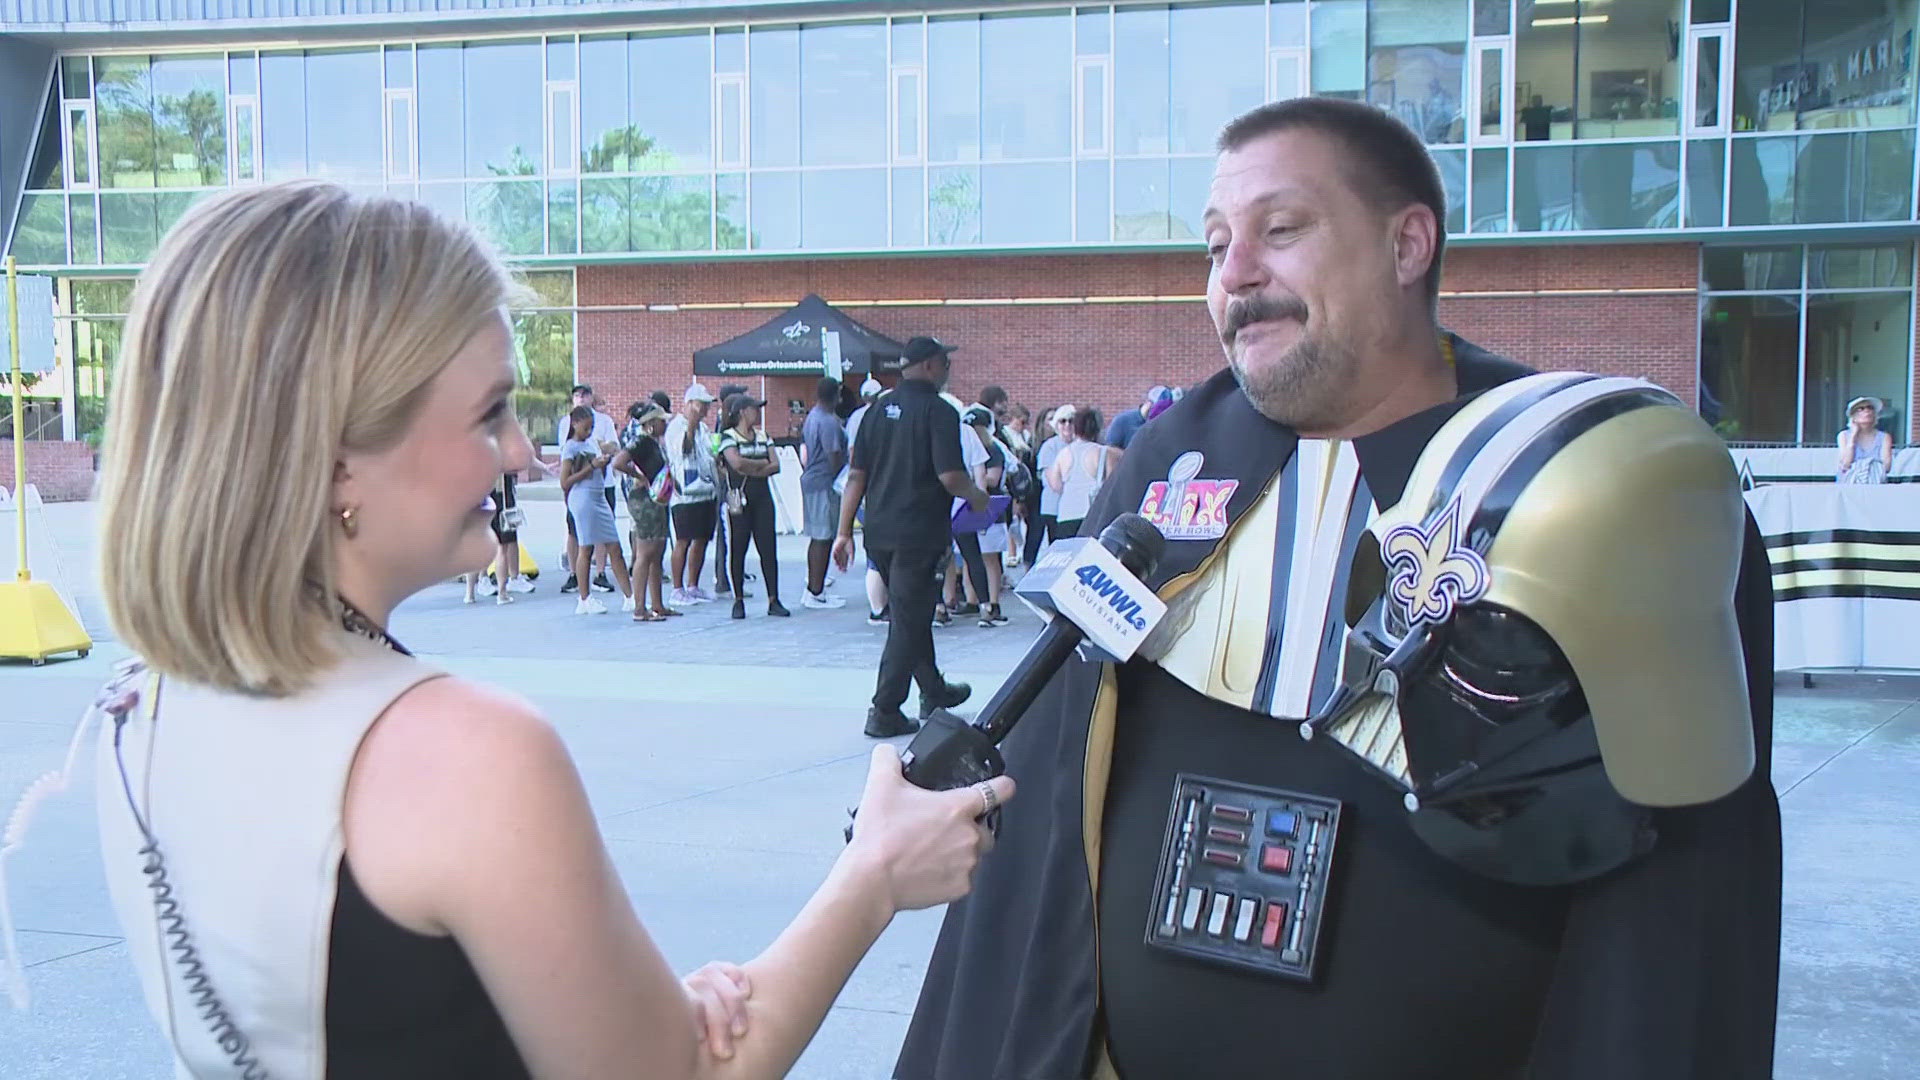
[339,506,359,539]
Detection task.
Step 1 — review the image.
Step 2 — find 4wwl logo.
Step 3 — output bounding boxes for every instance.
[1074,564,1149,630]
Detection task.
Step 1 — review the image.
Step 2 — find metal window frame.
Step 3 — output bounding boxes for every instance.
[1684,24,1733,138]
[1468,38,1513,146]
[383,87,415,181]
[545,79,579,176]
[1267,46,1309,104]
[891,63,926,164]
[62,98,97,190]
[228,94,262,185]
[1074,54,1111,157]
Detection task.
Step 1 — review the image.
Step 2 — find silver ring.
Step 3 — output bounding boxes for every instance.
[975,781,999,817]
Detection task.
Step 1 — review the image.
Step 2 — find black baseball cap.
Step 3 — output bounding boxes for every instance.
[899,336,957,367]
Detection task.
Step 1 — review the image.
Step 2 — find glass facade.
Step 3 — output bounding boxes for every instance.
[13,0,1920,267]
[7,1,1920,447]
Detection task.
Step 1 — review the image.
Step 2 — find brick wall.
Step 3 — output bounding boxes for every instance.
[577,242,1705,430]
[0,439,93,502]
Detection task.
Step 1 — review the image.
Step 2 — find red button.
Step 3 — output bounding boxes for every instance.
[1260,843,1293,874]
[1261,901,1289,948]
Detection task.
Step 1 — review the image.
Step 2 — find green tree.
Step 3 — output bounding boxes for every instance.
[155,89,227,186]
[930,170,979,245]
[93,59,158,187]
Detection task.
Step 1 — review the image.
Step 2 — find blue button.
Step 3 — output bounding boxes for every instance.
[1266,809,1298,838]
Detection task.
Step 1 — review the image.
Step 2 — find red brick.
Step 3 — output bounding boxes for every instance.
[0,439,93,502]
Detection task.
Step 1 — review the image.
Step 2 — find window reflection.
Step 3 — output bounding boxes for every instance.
[94,56,155,188]
[802,168,888,248]
[579,35,629,174]
[1470,146,1507,232]
[1699,294,1800,441]
[633,174,717,250]
[303,49,384,183]
[1513,141,1678,231]
[149,54,226,187]
[1738,0,1916,131]
[1730,130,1916,225]
[1170,2,1265,154]
[801,22,887,167]
[468,179,544,255]
[464,41,543,177]
[751,26,801,169]
[929,165,980,244]
[631,31,713,172]
[417,44,463,181]
[1804,291,1912,442]
[1366,0,1465,145]
[929,15,982,162]
[1114,5,1169,155]
[982,162,1071,244]
[983,11,1071,160]
[1311,0,1366,100]
[1114,156,1172,241]
[751,170,801,249]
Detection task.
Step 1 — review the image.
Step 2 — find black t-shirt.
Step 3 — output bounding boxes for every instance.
[980,434,1005,495]
[852,379,963,551]
[622,432,666,483]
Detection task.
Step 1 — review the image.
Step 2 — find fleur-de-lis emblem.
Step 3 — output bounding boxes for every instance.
[1381,498,1489,627]
[781,319,812,340]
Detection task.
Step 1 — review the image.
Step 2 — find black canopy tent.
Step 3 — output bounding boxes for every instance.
[691,294,906,379]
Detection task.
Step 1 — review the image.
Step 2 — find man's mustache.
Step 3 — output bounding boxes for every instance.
[1222,294,1308,344]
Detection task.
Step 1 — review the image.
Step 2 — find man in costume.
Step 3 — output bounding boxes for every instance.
[897,98,1781,1079]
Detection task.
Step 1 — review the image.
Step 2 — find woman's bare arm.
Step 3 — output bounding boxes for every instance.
[345,678,1008,1080]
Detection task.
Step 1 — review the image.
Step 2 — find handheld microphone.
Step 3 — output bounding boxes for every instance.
[845,514,1167,841]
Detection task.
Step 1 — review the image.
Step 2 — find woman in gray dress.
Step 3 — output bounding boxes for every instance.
[561,405,633,614]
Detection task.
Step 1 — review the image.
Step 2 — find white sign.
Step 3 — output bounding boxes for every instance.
[822,329,842,379]
[1,274,56,375]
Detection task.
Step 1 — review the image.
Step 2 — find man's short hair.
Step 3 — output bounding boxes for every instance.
[978,385,1008,410]
[816,376,841,403]
[1217,97,1446,309]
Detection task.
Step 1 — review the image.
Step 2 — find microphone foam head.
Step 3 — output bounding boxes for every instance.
[1100,512,1167,578]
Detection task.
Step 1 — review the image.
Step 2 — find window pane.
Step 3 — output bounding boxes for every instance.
[1701,245,1801,291]
[802,21,887,166]
[1114,5,1169,154]
[1114,156,1170,240]
[897,69,924,160]
[1472,0,1509,37]
[801,167,888,248]
[1797,129,1915,224]
[1169,155,1211,240]
[386,95,411,180]
[468,179,544,255]
[633,174,716,251]
[717,78,745,168]
[1477,45,1505,138]
[1810,243,1913,289]
[1727,134,1796,225]
[1271,0,1306,48]
[928,165,981,244]
[549,86,575,173]
[893,166,925,245]
[1692,0,1731,24]
[982,161,1070,244]
[580,177,630,252]
[464,41,543,177]
[11,193,66,265]
[385,45,411,89]
[70,194,98,264]
[95,55,156,187]
[751,26,801,168]
[1366,0,1467,146]
[1077,7,1110,55]
[1170,2,1266,154]
[715,27,745,74]
[1804,292,1910,444]
[547,38,576,82]
[513,308,574,446]
[1693,34,1722,128]
[1699,294,1800,442]
[1515,12,1573,142]
[1573,141,1679,230]
[929,15,982,162]
[414,181,467,232]
[1432,147,1467,234]
[261,51,306,181]
[1310,0,1366,100]
[66,105,91,187]
[1471,146,1507,232]
[154,189,200,241]
[1512,144,1573,230]
[100,191,158,263]
[416,45,463,180]
[751,171,801,249]
[716,173,748,249]
[632,30,713,171]
[982,10,1071,160]
[548,179,578,254]
[229,52,256,95]
[893,18,925,64]
[1573,0,1681,139]
[28,94,62,190]
[62,55,91,100]
[579,35,628,174]
[305,49,384,183]
[1686,138,1724,227]
[1077,158,1111,241]
[1732,0,1801,132]
[1799,1,1915,130]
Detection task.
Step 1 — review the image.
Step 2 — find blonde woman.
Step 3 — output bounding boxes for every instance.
[1837,395,1894,484]
[88,182,1012,1079]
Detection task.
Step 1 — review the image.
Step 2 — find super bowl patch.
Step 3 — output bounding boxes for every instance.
[1139,452,1240,541]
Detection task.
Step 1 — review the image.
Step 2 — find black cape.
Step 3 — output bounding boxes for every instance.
[896,340,1782,1079]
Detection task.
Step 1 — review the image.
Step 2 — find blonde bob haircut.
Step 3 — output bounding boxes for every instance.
[100,180,518,696]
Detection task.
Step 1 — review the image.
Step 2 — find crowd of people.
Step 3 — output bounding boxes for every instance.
[459,373,1190,637]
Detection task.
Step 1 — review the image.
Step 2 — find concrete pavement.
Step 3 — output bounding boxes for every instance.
[2,499,1917,1078]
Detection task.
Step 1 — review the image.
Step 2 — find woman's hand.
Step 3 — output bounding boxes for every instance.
[683,961,753,1060]
[844,745,1015,912]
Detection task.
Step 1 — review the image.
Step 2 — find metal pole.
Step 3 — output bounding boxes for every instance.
[6,255,27,581]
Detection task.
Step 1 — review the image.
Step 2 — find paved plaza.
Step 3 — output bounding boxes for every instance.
[1,497,1917,1078]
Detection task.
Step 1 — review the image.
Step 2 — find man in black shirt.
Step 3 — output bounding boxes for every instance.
[899,98,1780,1079]
[836,337,990,738]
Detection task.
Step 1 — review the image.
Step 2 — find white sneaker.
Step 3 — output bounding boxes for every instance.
[622,595,637,613]
[824,575,837,589]
[692,587,719,602]
[508,577,535,594]
[802,591,847,610]
[477,578,497,597]
[575,597,607,615]
[671,588,700,605]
